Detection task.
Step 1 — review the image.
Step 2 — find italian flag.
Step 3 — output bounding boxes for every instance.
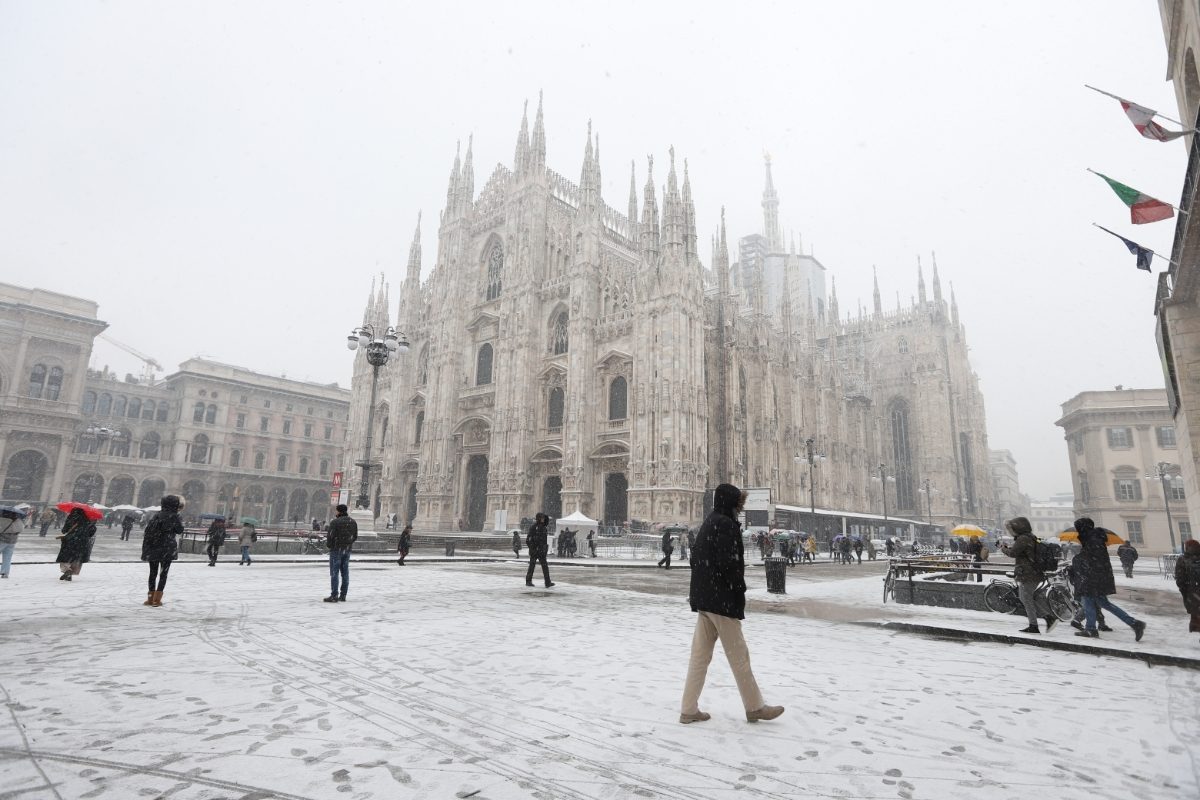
[1120,98,1190,142]
[1094,172,1175,224]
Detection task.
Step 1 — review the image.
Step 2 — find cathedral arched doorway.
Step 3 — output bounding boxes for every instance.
[2,450,49,501]
[542,476,562,521]
[405,482,418,526]
[604,472,628,526]
[465,455,489,531]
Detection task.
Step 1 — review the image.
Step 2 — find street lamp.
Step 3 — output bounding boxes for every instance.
[872,464,896,537]
[918,478,937,525]
[346,323,409,511]
[1145,461,1179,553]
[82,425,125,503]
[793,437,826,515]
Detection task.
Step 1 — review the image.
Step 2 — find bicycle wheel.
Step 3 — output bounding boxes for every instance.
[1044,585,1078,622]
[883,571,896,603]
[983,581,1020,614]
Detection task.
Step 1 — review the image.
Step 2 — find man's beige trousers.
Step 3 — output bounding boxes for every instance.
[680,610,764,714]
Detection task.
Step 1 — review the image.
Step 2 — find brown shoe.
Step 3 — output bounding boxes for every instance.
[679,711,711,724]
[142,592,154,606]
[746,705,785,723]
[149,591,163,607]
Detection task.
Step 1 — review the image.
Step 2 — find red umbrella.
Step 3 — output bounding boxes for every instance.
[56,501,104,521]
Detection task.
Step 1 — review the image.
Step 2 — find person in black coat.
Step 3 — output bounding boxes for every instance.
[657,529,674,569]
[397,525,412,565]
[679,483,783,725]
[1069,517,1146,640]
[324,504,358,602]
[1175,538,1200,638]
[1116,541,1139,578]
[512,529,521,558]
[525,512,554,588]
[141,495,183,606]
[205,518,226,566]
[55,508,96,581]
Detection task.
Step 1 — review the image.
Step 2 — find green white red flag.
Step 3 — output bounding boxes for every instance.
[1119,98,1191,142]
[1092,171,1175,224]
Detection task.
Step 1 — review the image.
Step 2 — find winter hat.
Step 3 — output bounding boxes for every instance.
[1185,539,1200,555]
[1005,517,1032,536]
[1073,517,1095,534]
[161,495,182,512]
[713,483,744,516]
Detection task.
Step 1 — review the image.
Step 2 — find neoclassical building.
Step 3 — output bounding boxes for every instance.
[346,98,995,532]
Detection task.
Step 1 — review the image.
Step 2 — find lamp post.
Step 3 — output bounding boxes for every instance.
[83,424,124,503]
[346,323,408,512]
[872,464,896,537]
[918,478,937,525]
[1146,461,1179,553]
[794,437,826,515]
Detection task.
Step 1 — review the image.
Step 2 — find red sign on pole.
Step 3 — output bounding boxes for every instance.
[332,471,343,489]
[329,490,340,506]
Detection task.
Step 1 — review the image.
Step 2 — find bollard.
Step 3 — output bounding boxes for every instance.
[765,556,787,594]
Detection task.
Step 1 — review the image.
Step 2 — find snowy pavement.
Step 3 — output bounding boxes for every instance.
[0,556,1197,799]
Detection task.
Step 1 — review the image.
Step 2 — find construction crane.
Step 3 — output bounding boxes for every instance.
[97,333,164,383]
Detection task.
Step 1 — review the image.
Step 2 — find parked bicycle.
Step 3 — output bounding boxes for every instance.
[983,565,1077,620]
[301,535,328,556]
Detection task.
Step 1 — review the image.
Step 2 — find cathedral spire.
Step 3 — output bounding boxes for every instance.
[460,134,474,213]
[682,158,698,265]
[662,146,684,259]
[640,155,660,260]
[514,100,530,176]
[917,255,927,306]
[715,206,730,295]
[872,265,882,314]
[950,281,960,328]
[530,90,546,172]
[444,141,461,218]
[579,120,599,216]
[627,160,638,235]
[406,212,422,284]
[829,275,840,323]
[779,260,794,338]
[931,251,943,305]
[762,153,782,252]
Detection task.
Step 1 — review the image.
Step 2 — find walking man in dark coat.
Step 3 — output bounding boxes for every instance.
[525,512,554,588]
[323,504,358,602]
[1000,517,1056,634]
[1070,517,1146,640]
[205,517,226,566]
[120,515,135,541]
[680,483,784,725]
[1117,541,1139,578]
[657,529,674,569]
[512,529,521,558]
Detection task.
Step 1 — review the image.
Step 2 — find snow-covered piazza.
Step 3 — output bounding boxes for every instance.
[1,538,1196,799]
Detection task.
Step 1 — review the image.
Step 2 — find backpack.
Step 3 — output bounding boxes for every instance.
[978,544,990,561]
[1034,540,1062,573]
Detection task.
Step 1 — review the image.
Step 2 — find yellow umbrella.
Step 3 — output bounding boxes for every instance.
[1059,529,1124,546]
[950,524,987,537]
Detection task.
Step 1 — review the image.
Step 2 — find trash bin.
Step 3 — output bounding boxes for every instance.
[765,556,787,594]
[444,540,457,557]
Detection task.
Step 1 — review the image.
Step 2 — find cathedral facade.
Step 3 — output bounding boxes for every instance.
[346,99,995,533]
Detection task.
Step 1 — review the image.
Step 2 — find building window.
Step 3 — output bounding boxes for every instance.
[548,386,565,429]
[299,456,309,475]
[236,413,246,429]
[110,435,130,458]
[156,403,168,422]
[139,432,160,460]
[1107,427,1132,448]
[127,398,141,418]
[260,416,269,432]
[304,423,312,438]
[277,454,288,472]
[193,402,206,423]
[230,449,242,468]
[142,400,155,420]
[264,400,271,408]
[324,425,333,440]
[254,452,266,470]
[476,343,493,386]
[27,364,46,398]
[414,411,424,445]
[240,395,248,404]
[205,404,217,424]
[44,367,63,401]
[485,242,503,301]
[82,391,96,415]
[1180,520,1193,542]
[1157,426,1177,447]
[98,393,112,416]
[283,420,292,435]
[286,404,293,412]
[1125,520,1144,544]
[889,400,916,511]
[319,459,329,477]
[190,434,209,464]
[1073,433,1084,454]
[1078,471,1090,505]
[113,396,127,417]
[1170,475,1187,501]
[1114,478,1142,502]
[897,337,908,354]
[551,310,569,355]
[608,376,628,421]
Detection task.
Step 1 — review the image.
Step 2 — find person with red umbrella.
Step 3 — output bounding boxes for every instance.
[55,507,97,581]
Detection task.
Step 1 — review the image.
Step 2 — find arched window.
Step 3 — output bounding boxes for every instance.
[551,310,569,355]
[27,364,46,398]
[98,393,112,416]
[414,411,424,445]
[82,391,97,415]
[139,431,161,460]
[485,242,503,301]
[476,343,493,385]
[190,434,209,464]
[113,396,127,417]
[889,400,915,510]
[254,451,266,470]
[378,408,389,449]
[156,403,169,422]
[2,450,49,500]
[277,453,288,472]
[898,337,909,354]
[548,386,565,429]
[127,398,141,419]
[110,431,130,458]
[205,404,218,424]
[417,346,429,385]
[608,376,628,421]
[193,402,205,423]
[319,459,329,477]
[142,400,155,420]
[298,456,309,475]
[230,449,242,468]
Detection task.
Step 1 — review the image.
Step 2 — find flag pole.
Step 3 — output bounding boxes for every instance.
[1091,223,1179,265]
[1084,84,1186,126]
[1085,168,1190,215]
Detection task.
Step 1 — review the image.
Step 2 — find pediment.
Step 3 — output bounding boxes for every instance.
[595,349,633,371]
[466,311,501,332]
[588,441,630,459]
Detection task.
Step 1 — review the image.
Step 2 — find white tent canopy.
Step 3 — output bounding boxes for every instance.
[556,510,598,529]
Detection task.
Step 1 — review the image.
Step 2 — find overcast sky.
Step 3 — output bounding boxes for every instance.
[0,1,1183,500]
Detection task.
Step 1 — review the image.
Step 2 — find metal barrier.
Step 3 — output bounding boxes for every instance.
[1161,553,1181,579]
